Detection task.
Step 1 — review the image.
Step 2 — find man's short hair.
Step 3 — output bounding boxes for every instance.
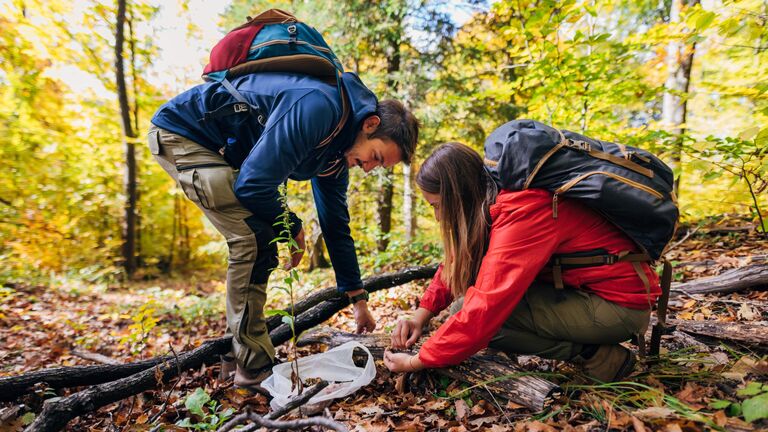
[369,99,419,164]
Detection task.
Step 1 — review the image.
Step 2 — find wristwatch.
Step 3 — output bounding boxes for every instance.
[348,291,369,305]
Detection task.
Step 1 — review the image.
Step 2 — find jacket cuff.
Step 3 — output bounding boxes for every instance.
[336,281,364,294]
[418,297,444,315]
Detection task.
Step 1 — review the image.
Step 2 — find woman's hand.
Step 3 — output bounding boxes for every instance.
[383,351,424,373]
[391,318,422,349]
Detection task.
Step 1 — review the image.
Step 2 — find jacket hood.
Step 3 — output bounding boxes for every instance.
[339,72,377,127]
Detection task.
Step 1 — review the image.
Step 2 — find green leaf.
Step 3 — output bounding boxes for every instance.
[185,387,210,418]
[737,381,764,397]
[265,309,291,317]
[755,128,768,148]
[282,315,294,326]
[21,412,36,425]
[743,392,768,422]
[695,11,716,30]
[728,402,743,417]
[176,417,194,427]
[739,126,760,141]
[709,399,732,409]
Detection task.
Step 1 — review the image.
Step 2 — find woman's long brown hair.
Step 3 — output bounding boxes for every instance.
[416,142,497,298]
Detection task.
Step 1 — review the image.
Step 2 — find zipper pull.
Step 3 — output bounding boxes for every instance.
[552,193,559,219]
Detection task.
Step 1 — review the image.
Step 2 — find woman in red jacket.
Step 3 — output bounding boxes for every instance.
[384,142,660,381]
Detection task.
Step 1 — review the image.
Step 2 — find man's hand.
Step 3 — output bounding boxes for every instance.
[391,318,423,350]
[383,351,424,373]
[353,302,376,333]
[284,228,305,270]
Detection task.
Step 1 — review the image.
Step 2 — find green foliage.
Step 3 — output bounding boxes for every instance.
[175,388,235,430]
[710,381,768,423]
[2,0,766,282]
[118,300,158,355]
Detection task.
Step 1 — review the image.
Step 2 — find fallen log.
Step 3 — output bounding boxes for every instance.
[0,356,171,402]
[671,263,768,297]
[265,264,437,329]
[669,319,768,349]
[0,265,439,401]
[297,327,561,412]
[25,337,231,432]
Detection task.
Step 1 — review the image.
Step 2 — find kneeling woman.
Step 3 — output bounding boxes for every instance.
[384,142,660,381]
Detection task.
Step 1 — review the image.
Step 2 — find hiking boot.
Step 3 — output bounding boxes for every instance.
[218,354,237,382]
[578,344,636,382]
[233,361,279,396]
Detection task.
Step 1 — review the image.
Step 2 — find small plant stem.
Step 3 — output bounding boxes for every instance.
[744,172,766,235]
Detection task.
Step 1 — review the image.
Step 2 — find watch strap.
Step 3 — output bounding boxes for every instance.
[348,291,369,305]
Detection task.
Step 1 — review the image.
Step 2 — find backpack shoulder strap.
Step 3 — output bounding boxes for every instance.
[316,84,350,149]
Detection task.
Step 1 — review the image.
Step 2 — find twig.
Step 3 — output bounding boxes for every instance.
[483,384,512,425]
[220,408,348,431]
[266,380,329,420]
[147,343,183,425]
[218,381,331,432]
[666,226,701,252]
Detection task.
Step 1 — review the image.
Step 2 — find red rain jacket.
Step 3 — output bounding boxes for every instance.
[418,189,660,368]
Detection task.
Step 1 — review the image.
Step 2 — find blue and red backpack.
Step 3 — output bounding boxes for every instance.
[201,9,348,146]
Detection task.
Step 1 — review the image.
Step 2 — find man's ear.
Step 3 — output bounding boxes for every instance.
[362,115,381,134]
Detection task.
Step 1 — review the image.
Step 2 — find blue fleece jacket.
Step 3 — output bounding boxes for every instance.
[151,72,376,292]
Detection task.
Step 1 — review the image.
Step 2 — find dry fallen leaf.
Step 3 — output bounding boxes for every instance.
[454,399,469,422]
[633,406,675,420]
[664,423,683,432]
[631,416,647,432]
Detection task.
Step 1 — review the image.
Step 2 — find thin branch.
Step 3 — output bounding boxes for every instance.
[221,409,347,432]
[218,381,334,432]
[666,225,701,252]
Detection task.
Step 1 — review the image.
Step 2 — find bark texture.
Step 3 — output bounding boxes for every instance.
[671,263,768,297]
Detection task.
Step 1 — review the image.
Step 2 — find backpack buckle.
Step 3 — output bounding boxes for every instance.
[287,24,298,44]
[604,254,618,264]
[567,139,591,151]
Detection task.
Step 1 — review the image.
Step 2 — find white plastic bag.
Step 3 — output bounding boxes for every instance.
[261,341,376,411]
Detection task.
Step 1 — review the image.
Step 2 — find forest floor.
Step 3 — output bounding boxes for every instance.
[1,220,767,431]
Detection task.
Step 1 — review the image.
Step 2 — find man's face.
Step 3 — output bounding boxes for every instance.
[345,115,402,173]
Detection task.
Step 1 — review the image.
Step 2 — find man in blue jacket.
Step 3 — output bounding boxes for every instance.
[148,71,418,386]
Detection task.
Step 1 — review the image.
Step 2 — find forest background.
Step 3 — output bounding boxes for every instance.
[1,0,766,284]
[1,0,767,430]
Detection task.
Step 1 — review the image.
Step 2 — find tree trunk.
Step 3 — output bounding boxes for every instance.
[670,263,768,297]
[375,22,402,252]
[307,216,330,271]
[115,0,137,278]
[297,328,562,411]
[403,157,416,242]
[376,173,394,251]
[662,0,700,197]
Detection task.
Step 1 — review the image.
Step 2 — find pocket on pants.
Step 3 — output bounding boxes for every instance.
[195,166,241,210]
[177,169,209,208]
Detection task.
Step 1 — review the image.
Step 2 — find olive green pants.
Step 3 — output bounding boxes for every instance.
[148,126,275,371]
[450,282,650,361]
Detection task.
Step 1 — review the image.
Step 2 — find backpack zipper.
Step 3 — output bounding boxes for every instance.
[249,39,332,54]
[551,171,664,219]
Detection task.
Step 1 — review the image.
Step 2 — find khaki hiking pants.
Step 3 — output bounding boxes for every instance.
[148,125,276,371]
[450,281,650,361]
